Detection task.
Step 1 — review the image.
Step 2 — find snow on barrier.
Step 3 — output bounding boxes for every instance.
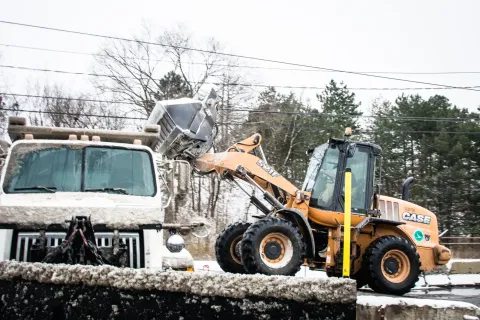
[357,296,480,320]
[0,261,356,319]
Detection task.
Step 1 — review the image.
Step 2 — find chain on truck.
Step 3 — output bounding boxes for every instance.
[0,97,214,271]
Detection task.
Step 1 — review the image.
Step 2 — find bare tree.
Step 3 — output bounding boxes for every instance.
[92,24,237,116]
[24,83,126,130]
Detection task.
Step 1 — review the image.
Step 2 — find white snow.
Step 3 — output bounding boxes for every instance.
[192,260,328,278]
[450,274,480,286]
[357,295,479,310]
[424,274,451,286]
[415,276,426,287]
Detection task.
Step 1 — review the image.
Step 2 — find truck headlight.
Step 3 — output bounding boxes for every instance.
[166,234,185,253]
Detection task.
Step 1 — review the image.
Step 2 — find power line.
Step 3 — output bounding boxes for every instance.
[1,20,480,92]
[2,93,478,123]
[3,64,480,92]
[218,122,480,135]
[3,43,480,75]
[218,108,479,122]
[0,107,147,120]
[1,107,478,135]
[0,93,135,105]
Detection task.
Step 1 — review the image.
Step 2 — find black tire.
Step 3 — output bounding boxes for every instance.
[241,217,305,276]
[215,222,251,273]
[363,236,421,295]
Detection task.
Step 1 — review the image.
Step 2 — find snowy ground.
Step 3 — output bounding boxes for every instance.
[193,260,480,288]
[193,260,480,308]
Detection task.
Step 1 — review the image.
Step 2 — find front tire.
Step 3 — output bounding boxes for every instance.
[363,236,421,295]
[215,222,251,273]
[241,218,305,276]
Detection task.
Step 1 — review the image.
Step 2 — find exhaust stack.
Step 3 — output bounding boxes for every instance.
[402,177,415,201]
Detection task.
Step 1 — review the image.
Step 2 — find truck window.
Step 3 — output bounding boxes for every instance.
[5,147,82,193]
[85,148,155,196]
[4,145,156,197]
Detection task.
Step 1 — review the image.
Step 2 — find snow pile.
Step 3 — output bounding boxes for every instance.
[0,260,356,303]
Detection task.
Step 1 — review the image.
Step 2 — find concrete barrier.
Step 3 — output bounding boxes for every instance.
[357,296,480,320]
[0,261,356,319]
[450,260,480,274]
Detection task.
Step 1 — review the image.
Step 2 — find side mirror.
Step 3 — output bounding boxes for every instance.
[175,160,191,195]
[166,234,185,253]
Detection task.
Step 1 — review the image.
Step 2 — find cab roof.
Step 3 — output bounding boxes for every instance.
[329,137,382,156]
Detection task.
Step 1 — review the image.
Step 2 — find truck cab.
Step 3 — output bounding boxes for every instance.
[0,117,194,271]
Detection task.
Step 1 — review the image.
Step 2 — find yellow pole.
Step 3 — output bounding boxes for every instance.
[343,168,352,277]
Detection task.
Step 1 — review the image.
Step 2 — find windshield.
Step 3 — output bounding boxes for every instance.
[4,144,156,196]
[309,145,340,208]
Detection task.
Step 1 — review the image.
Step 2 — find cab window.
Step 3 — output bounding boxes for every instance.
[310,145,340,208]
[346,147,369,211]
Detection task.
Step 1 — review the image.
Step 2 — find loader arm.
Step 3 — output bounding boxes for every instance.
[194,133,299,199]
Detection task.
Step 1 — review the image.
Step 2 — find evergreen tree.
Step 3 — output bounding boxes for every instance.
[153,71,193,101]
[316,80,363,136]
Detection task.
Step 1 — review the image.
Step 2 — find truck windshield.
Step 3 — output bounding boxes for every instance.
[4,145,156,197]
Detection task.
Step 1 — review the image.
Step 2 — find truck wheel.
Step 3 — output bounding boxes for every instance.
[241,217,305,276]
[215,222,251,273]
[363,236,421,295]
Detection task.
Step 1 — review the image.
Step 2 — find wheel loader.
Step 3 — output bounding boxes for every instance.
[143,92,452,296]
[193,130,451,295]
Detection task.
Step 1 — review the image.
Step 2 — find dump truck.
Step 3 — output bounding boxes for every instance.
[0,115,201,271]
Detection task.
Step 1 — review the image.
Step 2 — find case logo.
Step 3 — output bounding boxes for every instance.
[257,160,280,177]
[402,212,431,225]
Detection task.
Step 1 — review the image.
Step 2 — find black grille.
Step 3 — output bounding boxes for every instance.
[15,231,142,268]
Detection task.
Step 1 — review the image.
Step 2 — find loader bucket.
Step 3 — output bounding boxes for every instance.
[147,89,218,161]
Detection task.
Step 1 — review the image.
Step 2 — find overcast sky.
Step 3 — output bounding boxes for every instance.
[1,0,480,114]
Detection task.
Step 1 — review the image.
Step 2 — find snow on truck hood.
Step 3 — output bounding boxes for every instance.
[0,193,163,229]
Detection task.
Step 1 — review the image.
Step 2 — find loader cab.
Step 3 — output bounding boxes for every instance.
[303,138,382,214]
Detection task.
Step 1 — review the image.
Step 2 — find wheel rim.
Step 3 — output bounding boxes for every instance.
[229,235,242,264]
[381,249,410,283]
[259,232,293,269]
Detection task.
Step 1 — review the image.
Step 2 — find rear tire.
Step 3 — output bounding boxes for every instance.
[215,222,251,273]
[241,218,305,276]
[363,236,421,295]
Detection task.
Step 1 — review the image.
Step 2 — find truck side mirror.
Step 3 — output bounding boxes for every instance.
[175,160,191,195]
